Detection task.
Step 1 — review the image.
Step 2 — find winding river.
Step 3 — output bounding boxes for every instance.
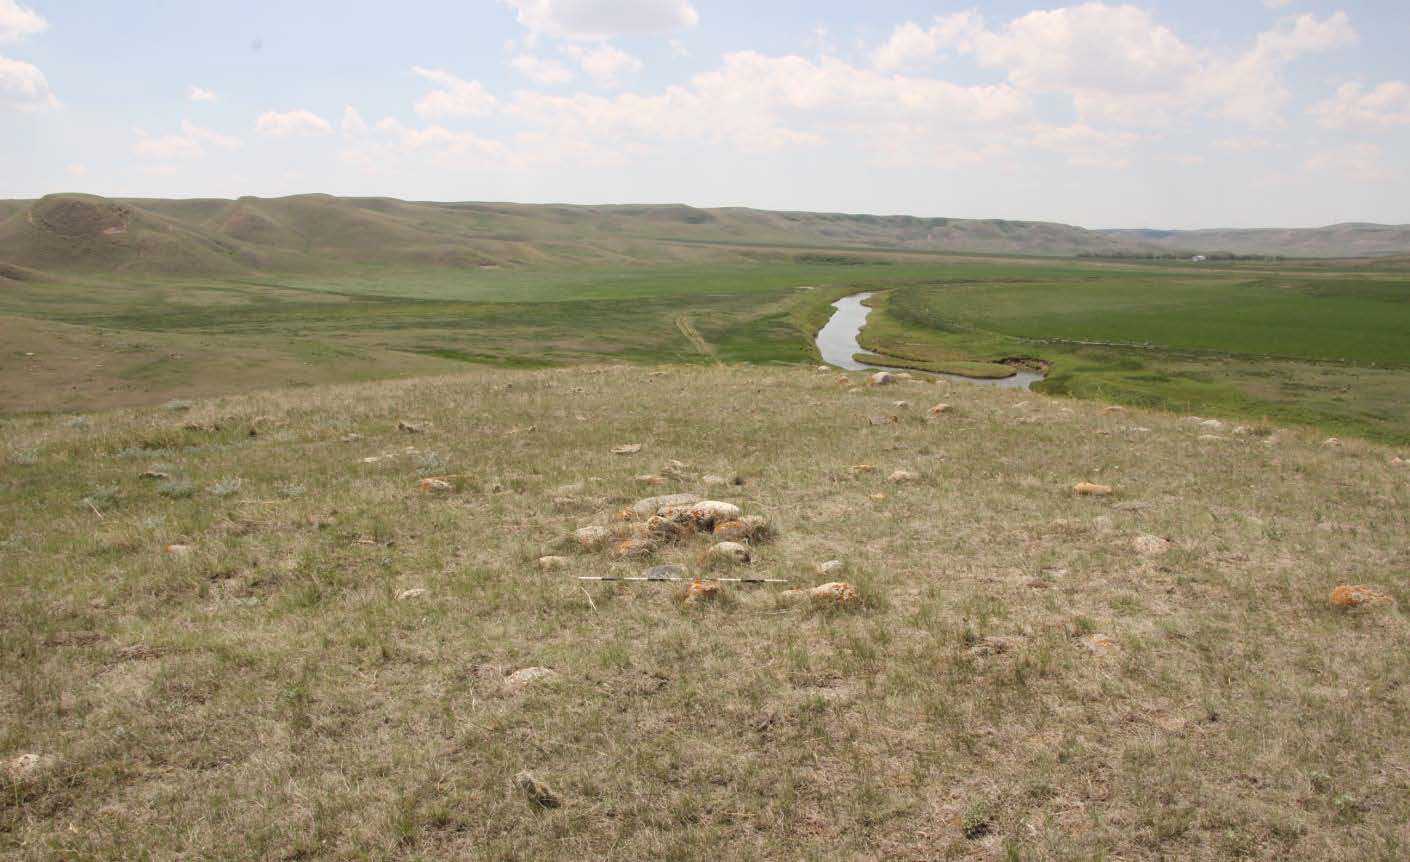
[816,292,1044,390]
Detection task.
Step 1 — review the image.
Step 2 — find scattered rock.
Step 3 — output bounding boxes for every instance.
[398,420,426,434]
[419,478,453,494]
[1330,585,1394,609]
[645,564,687,579]
[1198,434,1226,442]
[1084,634,1120,655]
[611,536,659,560]
[867,415,899,426]
[629,493,700,519]
[1323,437,1342,448]
[712,519,752,542]
[892,400,911,409]
[709,542,752,565]
[835,375,849,386]
[573,525,610,550]
[164,543,193,557]
[505,667,558,692]
[810,582,860,608]
[895,372,915,381]
[537,556,570,572]
[1390,456,1406,466]
[1102,405,1126,414]
[2,753,57,782]
[815,560,846,576]
[1199,419,1225,430]
[927,403,951,417]
[868,371,897,386]
[689,500,742,529]
[397,588,428,601]
[969,635,1022,657]
[869,493,888,502]
[685,580,722,604]
[611,443,643,455]
[645,515,694,544]
[889,469,918,483]
[514,771,562,809]
[848,464,876,475]
[139,470,169,480]
[1132,534,1172,556]
[1074,482,1114,497]
[701,474,729,487]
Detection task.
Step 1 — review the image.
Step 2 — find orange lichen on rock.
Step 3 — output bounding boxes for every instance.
[684,580,721,604]
[810,582,859,608]
[1330,585,1394,609]
[1074,482,1114,496]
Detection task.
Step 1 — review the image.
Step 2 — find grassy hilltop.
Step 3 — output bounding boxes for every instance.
[3,364,1409,858]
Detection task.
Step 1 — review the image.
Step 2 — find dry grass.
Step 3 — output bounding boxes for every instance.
[2,364,1409,859]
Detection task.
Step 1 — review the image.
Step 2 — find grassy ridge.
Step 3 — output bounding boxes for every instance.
[3,364,1408,858]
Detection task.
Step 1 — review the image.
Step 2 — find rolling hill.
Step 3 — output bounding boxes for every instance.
[4,193,1406,278]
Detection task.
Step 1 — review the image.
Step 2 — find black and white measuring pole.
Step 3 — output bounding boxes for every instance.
[578,576,791,584]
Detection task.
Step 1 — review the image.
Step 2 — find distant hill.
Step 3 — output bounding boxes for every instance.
[1,193,1406,277]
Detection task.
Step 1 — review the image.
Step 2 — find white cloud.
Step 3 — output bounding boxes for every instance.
[134,120,241,160]
[1263,0,1293,8]
[341,105,368,135]
[874,5,1357,129]
[341,117,516,173]
[187,85,217,102]
[873,13,983,71]
[0,0,46,44]
[255,109,333,137]
[1214,136,1274,152]
[503,0,698,40]
[565,43,643,86]
[411,67,497,118]
[0,53,55,110]
[1304,142,1394,183]
[510,53,574,85]
[1310,81,1410,130]
[66,163,86,177]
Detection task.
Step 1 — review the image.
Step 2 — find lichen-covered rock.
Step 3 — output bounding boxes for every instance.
[889,469,918,483]
[629,493,700,519]
[505,667,558,692]
[611,536,659,560]
[537,556,570,572]
[573,525,610,550]
[2,753,57,782]
[1074,482,1114,496]
[927,403,951,417]
[684,580,722,604]
[514,771,562,808]
[1132,535,1172,556]
[419,478,453,494]
[645,515,693,544]
[810,582,859,608]
[1330,585,1394,609]
[709,542,752,565]
[815,560,846,576]
[397,588,428,600]
[868,371,897,386]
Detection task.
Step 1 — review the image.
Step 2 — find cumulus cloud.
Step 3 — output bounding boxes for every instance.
[412,67,497,118]
[1028,123,1142,168]
[564,43,642,86]
[255,109,333,137]
[0,53,55,110]
[187,85,217,102]
[511,53,574,85]
[502,0,698,40]
[873,5,1356,128]
[0,0,45,44]
[1310,81,1410,130]
[134,120,242,160]
[341,117,515,173]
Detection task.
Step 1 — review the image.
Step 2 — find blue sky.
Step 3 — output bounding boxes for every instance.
[2,0,1407,228]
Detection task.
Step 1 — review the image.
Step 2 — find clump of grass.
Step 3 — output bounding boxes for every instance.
[207,477,243,498]
[275,481,307,499]
[81,484,121,510]
[7,448,39,466]
[64,416,91,430]
[414,451,448,475]
[158,480,196,500]
[164,399,194,412]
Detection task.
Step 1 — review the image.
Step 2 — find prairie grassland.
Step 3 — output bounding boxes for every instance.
[3,364,1409,859]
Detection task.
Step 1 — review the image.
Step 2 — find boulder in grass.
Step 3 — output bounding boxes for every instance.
[629,493,700,519]
[815,560,846,577]
[714,515,772,543]
[868,415,899,426]
[1330,585,1394,609]
[397,588,428,601]
[687,501,742,530]
[398,420,426,434]
[164,544,194,557]
[1323,438,1342,448]
[514,771,562,809]
[537,556,571,572]
[868,371,897,386]
[684,580,722,605]
[1132,535,1172,556]
[419,478,454,494]
[927,403,951,417]
[810,582,859,608]
[611,443,643,455]
[573,525,610,551]
[848,464,876,476]
[708,542,752,565]
[2,753,57,782]
[1084,634,1120,655]
[611,536,659,560]
[505,667,558,692]
[701,474,729,487]
[645,515,694,545]
[889,469,918,483]
[1074,482,1114,496]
